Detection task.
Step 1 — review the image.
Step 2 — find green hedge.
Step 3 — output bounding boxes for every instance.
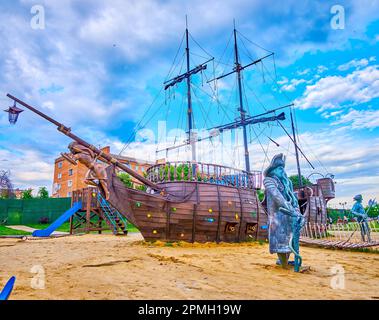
[0,198,71,225]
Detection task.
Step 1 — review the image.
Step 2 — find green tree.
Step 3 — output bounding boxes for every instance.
[21,189,33,199]
[0,190,10,199]
[37,187,49,198]
[117,172,133,188]
[366,204,379,218]
[289,175,312,189]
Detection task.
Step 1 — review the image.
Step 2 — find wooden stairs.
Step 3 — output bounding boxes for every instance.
[70,187,129,236]
[97,193,128,236]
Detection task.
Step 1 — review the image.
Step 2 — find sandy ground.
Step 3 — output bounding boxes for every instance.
[0,233,378,300]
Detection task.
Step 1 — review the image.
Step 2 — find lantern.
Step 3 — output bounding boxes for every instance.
[4,102,23,124]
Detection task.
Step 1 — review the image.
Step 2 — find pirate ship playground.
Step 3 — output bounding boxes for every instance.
[3,21,343,244]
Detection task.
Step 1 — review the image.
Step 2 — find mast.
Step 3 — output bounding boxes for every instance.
[185,16,196,163]
[290,109,302,188]
[233,20,250,172]
[163,17,212,164]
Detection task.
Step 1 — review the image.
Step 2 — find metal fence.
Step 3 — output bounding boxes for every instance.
[0,198,71,225]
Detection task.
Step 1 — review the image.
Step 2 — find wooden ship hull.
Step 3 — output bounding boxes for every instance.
[104,164,268,243]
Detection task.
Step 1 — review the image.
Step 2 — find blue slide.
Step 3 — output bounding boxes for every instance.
[32,201,82,237]
[0,276,15,300]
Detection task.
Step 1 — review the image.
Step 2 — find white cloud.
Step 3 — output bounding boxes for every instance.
[281,78,306,92]
[296,65,379,110]
[296,68,310,76]
[0,147,54,194]
[332,108,379,130]
[320,110,344,119]
[337,58,370,71]
[277,77,288,85]
[317,65,328,74]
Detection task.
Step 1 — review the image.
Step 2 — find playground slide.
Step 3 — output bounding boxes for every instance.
[0,276,15,300]
[32,201,82,237]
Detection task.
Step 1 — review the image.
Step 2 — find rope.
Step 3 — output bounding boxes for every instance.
[188,31,213,58]
[165,31,186,82]
[237,30,274,55]
[118,88,164,156]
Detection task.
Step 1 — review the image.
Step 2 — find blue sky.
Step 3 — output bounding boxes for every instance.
[0,0,378,207]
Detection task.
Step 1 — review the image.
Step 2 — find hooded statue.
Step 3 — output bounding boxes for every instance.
[263,153,304,269]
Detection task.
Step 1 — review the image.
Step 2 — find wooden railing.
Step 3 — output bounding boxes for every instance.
[72,187,99,210]
[146,161,262,189]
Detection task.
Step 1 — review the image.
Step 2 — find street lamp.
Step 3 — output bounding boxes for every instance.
[339,201,347,210]
[339,201,348,222]
[4,102,23,125]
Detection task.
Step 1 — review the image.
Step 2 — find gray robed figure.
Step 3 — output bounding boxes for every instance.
[351,194,371,242]
[263,153,304,269]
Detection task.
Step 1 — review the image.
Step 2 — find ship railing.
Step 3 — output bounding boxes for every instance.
[300,221,379,247]
[146,161,262,189]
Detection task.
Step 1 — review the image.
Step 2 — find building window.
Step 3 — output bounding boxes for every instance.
[54,183,61,192]
[58,173,62,179]
[57,162,63,169]
[68,169,73,176]
[135,165,139,171]
[68,180,72,188]
[67,191,72,197]
[141,167,145,172]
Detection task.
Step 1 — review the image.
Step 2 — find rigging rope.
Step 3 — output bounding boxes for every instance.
[188,31,213,58]
[237,30,274,55]
[118,87,164,156]
[165,32,186,82]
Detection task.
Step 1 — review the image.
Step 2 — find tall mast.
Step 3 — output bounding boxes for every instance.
[185,16,196,163]
[290,109,302,188]
[162,16,212,163]
[233,21,250,172]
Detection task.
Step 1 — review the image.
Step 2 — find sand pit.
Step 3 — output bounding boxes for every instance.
[0,233,378,300]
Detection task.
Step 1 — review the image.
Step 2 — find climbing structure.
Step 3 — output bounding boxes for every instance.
[69,187,128,236]
[300,221,379,250]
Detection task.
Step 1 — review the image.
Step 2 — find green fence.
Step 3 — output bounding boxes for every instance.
[0,198,71,225]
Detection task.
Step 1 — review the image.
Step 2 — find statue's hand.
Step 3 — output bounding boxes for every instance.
[279,206,297,217]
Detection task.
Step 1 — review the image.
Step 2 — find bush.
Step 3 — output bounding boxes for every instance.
[289,175,312,189]
[21,189,33,199]
[136,184,147,192]
[37,187,49,198]
[117,172,133,188]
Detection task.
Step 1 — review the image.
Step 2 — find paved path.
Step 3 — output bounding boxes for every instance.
[6,225,69,236]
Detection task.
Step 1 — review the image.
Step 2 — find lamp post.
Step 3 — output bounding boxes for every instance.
[339,201,347,222]
[4,102,23,124]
